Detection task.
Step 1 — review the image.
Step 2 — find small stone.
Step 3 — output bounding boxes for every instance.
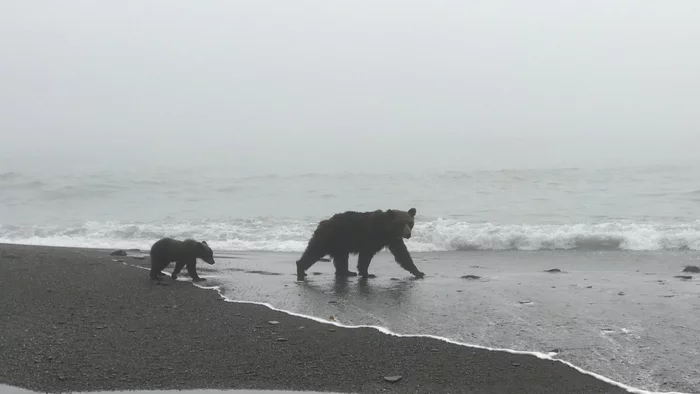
[276,337,288,342]
[586,286,593,288]
[456,290,463,293]
[519,300,533,305]
[328,328,336,332]
[110,250,127,256]
[268,321,280,325]
[390,277,399,281]
[674,275,692,280]
[549,348,560,353]
[430,348,439,352]
[113,259,125,263]
[682,265,700,273]
[512,362,520,367]
[383,375,402,383]
[461,275,481,280]
[618,292,625,296]
[545,268,561,273]
[328,300,337,304]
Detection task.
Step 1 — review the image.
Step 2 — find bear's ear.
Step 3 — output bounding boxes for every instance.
[200,241,208,247]
[386,209,395,218]
[408,208,416,217]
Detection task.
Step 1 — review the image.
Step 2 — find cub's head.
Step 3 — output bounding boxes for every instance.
[197,241,216,265]
[386,207,417,239]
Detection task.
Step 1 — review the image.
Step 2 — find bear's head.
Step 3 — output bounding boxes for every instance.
[386,207,417,239]
[197,241,216,265]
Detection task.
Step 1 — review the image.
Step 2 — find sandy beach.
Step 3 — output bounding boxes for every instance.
[0,243,635,394]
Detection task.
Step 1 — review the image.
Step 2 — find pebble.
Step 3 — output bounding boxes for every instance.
[109,250,127,256]
[682,265,700,273]
[545,268,562,273]
[276,338,288,342]
[512,362,521,367]
[461,275,481,280]
[674,275,692,280]
[268,321,280,325]
[383,375,402,383]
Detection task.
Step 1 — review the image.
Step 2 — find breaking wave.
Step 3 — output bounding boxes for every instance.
[2,219,700,252]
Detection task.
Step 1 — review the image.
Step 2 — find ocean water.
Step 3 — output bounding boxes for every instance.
[3,164,700,392]
[2,164,700,252]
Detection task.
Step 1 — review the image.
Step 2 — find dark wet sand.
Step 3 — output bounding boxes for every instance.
[0,244,629,394]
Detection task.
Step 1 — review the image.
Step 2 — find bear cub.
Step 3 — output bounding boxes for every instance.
[149,237,215,282]
[296,207,425,280]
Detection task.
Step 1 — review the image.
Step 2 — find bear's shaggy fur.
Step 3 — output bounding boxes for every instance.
[149,237,215,282]
[296,208,425,280]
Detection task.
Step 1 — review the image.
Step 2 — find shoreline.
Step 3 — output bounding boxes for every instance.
[0,243,675,394]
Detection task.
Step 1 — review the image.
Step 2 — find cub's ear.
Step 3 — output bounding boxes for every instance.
[200,241,209,247]
[386,209,395,218]
[408,208,417,217]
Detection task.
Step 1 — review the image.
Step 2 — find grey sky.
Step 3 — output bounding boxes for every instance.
[1,1,698,175]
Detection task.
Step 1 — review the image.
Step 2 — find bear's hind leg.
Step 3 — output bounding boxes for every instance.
[331,252,357,277]
[171,260,186,280]
[186,259,205,282]
[357,252,377,278]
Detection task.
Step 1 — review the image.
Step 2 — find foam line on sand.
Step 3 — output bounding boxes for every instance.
[121,261,688,394]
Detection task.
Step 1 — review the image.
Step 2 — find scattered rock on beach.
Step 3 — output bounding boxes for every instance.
[276,337,288,342]
[383,375,402,383]
[682,265,700,273]
[461,275,481,280]
[674,275,692,280]
[618,292,625,296]
[109,250,127,256]
[268,321,280,325]
[545,268,562,273]
[113,259,125,263]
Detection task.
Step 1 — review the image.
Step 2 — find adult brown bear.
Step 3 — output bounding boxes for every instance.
[295,208,425,280]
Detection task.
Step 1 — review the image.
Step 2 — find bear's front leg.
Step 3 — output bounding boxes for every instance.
[388,240,425,279]
[186,260,206,282]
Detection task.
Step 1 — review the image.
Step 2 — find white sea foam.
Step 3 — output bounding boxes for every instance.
[118,262,688,394]
[2,219,700,253]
